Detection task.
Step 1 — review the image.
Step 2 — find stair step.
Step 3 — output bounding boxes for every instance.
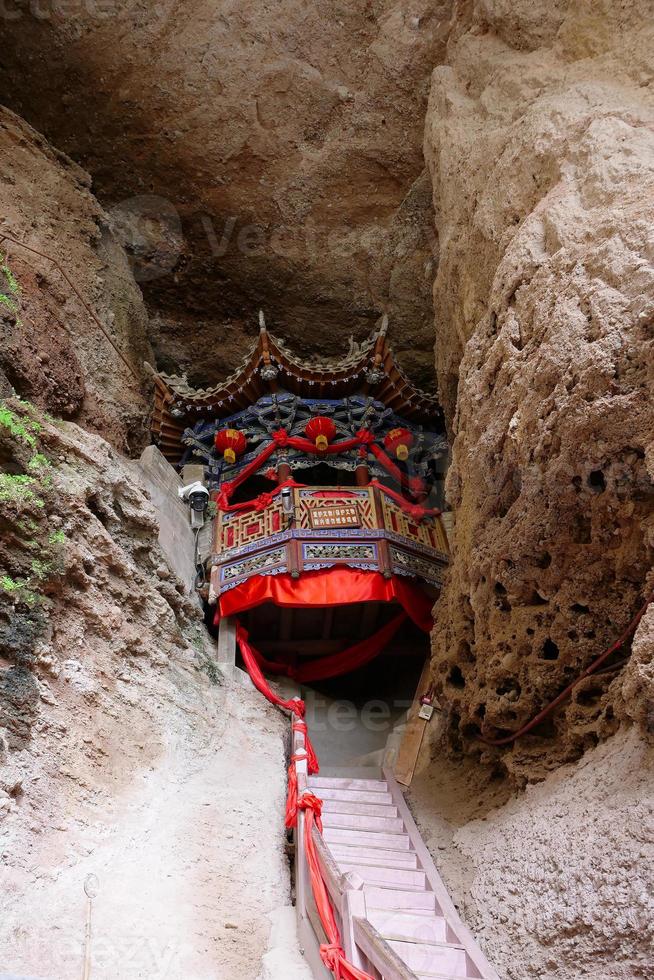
[368,910,449,944]
[416,974,467,980]
[309,776,388,793]
[329,844,418,870]
[338,864,427,890]
[323,827,411,851]
[388,941,468,976]
[322,812,404,833]
[323,799,399,818]
[364,887,438,913]
[316,787,393,805]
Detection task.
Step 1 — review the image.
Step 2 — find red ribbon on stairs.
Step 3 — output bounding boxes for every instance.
[235,624,376,980]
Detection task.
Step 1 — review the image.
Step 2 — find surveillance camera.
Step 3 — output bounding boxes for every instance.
[178,481,210,527]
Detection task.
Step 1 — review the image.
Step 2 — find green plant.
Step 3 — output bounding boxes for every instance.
[30,559,52,580]
[0,402,41,446]
[0,259,21,296]
[0,258,22,324]
[49,530,66,546]
[1,575,20,593]
[27,453,51,472]
[0,473,36,503]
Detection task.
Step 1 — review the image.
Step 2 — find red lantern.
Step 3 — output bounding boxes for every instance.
[305,416,337,451]
[384,427,414,462]
[215,427,247,465]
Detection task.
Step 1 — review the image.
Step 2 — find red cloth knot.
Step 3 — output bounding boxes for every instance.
[272,428,290,446]
[216,483,234,510]
[408,475,426,495]
[355,428,375,446]
[320,943,346,972]
[406,504,427,522]
[298,791,323,822]
[254,491,275,511]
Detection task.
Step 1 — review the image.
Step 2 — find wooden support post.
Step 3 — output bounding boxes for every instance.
[216,615,237,665]
[341,877,367,970]
[394,658,433,786]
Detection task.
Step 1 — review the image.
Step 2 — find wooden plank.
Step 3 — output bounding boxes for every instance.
[393,659,432,787]
[216,616,236,665]
[352,917,418,980]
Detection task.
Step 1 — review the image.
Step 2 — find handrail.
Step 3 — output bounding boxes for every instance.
[291,712,422,979]
[353,918,418,980]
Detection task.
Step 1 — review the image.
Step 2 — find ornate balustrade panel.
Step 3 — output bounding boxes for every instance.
[219,496,286,551]
[379,490,448,554]
[210,485,449,598]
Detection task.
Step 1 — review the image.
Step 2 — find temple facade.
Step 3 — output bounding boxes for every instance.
[149,315,450,673]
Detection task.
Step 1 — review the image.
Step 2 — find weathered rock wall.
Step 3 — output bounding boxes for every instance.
[409,725,654,980]
[0,1,454,388]
[0,402,305,978]
[0,107,151,452]
[425,0,654,778]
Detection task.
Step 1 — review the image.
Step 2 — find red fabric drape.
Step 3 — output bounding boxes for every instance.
[242,610,407,683]
[302,801,376,980]
[217,568,434,632]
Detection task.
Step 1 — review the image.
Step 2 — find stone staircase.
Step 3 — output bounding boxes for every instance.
[308,770,498,980]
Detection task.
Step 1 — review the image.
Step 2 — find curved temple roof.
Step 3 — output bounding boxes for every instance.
[148,314,444,463]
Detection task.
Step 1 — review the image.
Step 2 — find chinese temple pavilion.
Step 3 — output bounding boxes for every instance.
[149,315,450,680]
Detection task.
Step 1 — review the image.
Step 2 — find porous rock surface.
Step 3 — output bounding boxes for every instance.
[0,405,307,978]
[0,1,453,388]
[0,106,151,452]
[425,0,654,777]
[410,725,654,980]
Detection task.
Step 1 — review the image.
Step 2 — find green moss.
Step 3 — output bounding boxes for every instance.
[1,575,20,593]
[27,453,51,472]
[0,402,40,447]
[49,530,66,546]
[0,473,36,503]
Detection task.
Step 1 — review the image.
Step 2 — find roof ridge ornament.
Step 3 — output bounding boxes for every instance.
[259,309,279,382]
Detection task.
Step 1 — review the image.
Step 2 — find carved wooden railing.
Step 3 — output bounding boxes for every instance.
[210,485,449,602]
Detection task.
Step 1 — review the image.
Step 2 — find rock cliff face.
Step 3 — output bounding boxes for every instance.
[0,1,453,388]
[0,402,302,978]
[0,108,151,452]
[424,0,654,779]
[410,725,654,980]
